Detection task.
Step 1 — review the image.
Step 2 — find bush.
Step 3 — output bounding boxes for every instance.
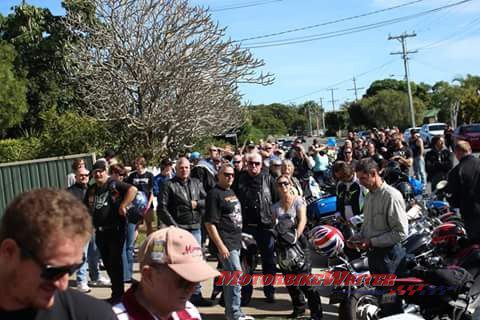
[0,137,42,163]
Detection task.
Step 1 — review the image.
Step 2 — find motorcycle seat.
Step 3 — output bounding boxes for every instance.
[351,256,369,272]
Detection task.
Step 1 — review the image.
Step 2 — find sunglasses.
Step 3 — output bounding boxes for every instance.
[233,160,241,164]
[345,151,352,154]
[16,240,85,281]
[78,174,89,177]
[209,148,218,152]
[223,172,235,178]
[248,161,261,166]
[277,181,290,187]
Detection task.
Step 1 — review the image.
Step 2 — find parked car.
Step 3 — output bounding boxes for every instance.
[452,124,480,151]
[403,127,422,143]
[420,123,447,146]
[356,130,370,140]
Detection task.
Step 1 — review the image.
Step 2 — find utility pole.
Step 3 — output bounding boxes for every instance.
[328,88,339,112]
[318,97,325,132]
[347,77,365,101]
[307,105,313,136]
[389,32,417,128]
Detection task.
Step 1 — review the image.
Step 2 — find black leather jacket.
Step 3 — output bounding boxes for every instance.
[158,176,206,229]
[234,171,278,227]
[425,148,453,184]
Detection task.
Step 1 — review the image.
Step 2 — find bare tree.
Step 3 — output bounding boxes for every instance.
[63,0,272,158]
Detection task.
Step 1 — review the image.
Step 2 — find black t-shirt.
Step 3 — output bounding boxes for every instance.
[125,170,154,198]
[205,185,243,251]
[0,289,116,320]
[387,146,412,173]
[86,178,131,228]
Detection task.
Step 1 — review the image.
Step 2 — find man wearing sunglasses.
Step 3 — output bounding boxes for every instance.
[233,152,278,305]
[113,226,219,320]
[0,189,116,319]
[205,164,254,320]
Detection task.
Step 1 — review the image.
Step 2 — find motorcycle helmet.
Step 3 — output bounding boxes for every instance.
[308,225,344,257]
[393,181,414,202]
[431,223,467,250]
[383,161,402,184]
[131,190,148,212]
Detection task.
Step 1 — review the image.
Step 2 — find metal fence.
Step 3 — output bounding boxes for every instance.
[0,153,96,216]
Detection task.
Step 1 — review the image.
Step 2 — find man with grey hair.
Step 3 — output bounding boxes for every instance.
[157,157,211,306]
[233,152,278,305]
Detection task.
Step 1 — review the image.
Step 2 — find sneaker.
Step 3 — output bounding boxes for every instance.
[238,315,255,320]
[89,276,111,287]
[77,283,91,293]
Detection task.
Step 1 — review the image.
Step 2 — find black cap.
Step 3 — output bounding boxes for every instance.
[92,160,107,172]
[247,140,255,147]
[160,158,173,167]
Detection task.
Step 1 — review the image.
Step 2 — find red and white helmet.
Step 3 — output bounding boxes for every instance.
[309,225,344,257]
[431,222,466,249]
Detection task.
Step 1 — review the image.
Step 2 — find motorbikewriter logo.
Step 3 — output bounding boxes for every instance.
[215,271,396,287]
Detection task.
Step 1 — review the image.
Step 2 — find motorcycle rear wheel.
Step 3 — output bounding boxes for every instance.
[338,290,379,320]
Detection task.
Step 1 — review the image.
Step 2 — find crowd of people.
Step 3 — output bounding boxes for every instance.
[2,125,480,320]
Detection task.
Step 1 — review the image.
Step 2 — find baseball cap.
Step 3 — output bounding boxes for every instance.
[92,160,107,172]
[139,227,220,282]
[190,151,201,160]
[160,158,173,167]
[246,140,255,147]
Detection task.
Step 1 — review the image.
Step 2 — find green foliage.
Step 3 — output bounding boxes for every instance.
[0,3,75,135]
[360,89,425,128]
[0,41,27,135]
[37,108,108,158]
[0,137,42,162]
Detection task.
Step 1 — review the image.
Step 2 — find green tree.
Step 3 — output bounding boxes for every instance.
[360,89,425,128]
[0,42,27,136]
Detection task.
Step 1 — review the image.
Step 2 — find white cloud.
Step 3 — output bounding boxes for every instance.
[440,36,480,60]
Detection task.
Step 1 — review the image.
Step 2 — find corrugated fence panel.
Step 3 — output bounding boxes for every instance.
[0,153,96,216]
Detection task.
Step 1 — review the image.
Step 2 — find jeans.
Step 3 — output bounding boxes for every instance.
[413,156,427,185]
[122,222,136,281]
[367,244,406,317]
[242,225,276,300]
[219,249,242,320]
[188,228,203,296]
[76,242,90,285]
[87,234,100,281]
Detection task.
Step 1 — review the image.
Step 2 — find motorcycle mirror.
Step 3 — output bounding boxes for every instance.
[436,180,448,191]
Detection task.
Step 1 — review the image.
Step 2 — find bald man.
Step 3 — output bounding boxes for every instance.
[447,140,480,243]
[157,157,211,306]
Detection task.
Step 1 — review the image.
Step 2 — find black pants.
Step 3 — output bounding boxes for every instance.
[284,238,323,317]
[367,244,406,317]
[96,226,125,300]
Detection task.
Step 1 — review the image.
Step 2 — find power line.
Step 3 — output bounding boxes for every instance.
[414,16,480,51]
[242,0,472,49]
[279,59,396,103]
[236,0,426,42]
[211,0,283,12]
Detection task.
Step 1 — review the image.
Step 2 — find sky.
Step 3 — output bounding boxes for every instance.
[2,0,480,110]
